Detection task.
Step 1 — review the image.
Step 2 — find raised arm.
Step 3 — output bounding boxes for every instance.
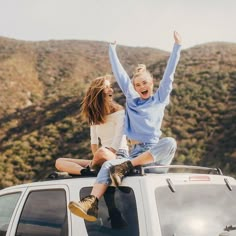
[155,31,182,104]
[109,43,137,98]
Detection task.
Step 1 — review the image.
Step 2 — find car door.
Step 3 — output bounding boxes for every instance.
[0,188,26,236]
[8,184,71,236]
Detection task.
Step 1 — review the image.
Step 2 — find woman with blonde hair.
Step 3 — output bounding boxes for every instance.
[55,75,128,176]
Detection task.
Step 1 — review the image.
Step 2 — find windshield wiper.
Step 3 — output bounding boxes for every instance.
[224,225,236,232]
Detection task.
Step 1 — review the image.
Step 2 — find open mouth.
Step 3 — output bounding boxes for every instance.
[106,94,113,99]
[141,90,148,96]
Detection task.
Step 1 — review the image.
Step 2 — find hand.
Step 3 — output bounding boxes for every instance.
[110,41,117,46]
[174,31,182,45]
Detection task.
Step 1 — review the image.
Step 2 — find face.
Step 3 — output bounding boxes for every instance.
[103,79,113,102]
[133,75,153,99]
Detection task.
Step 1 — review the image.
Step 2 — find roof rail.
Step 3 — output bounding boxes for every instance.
[45,171,97,181]
[44,165,223,181]
[142,165,223,175]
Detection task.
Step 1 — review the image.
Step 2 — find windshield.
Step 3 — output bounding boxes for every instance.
[155,184,236,236]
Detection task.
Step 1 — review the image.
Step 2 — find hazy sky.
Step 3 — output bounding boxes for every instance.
[0,0,235,51]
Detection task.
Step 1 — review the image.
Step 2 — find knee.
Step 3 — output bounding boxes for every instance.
[167,137,177,147]
[55,158,64,171]
[93,147,114,165]
[163,137,177,152]
[94,147,108,159]
[93,148,106,165]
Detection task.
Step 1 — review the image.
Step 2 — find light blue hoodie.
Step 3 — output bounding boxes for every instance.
[109,43,181,143]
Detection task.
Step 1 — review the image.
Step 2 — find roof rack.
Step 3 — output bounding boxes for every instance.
[44,165,223,181]
[142,165,223,175]
[45,171,97,180]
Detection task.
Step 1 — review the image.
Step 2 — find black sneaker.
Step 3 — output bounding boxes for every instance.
[47,171,71,179]
[108,208,128,229]
[80,165,97,177]
[109,161,133,187]
[68,195,98,222]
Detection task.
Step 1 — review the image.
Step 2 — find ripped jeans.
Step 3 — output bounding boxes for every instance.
[96,137,177,185]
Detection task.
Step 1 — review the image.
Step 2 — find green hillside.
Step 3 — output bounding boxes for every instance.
[0,37,235,188]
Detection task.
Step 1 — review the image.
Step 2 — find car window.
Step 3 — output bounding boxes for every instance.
[80,186,139,236]
[0,192,21,236]
[155,184,236,236]
[15,189,68,236]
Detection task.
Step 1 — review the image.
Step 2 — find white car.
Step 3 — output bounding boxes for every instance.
[0,165,236,236]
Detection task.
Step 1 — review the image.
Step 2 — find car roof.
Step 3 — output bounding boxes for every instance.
[1,165,235,192]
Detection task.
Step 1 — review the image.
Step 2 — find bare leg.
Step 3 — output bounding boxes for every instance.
[91,183,108,199]
[92,147,116,168]
[56,147,116,175]
[68,161,114,221]
[55,158,90,175]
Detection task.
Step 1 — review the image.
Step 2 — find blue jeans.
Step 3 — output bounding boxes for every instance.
[96,137,177,185]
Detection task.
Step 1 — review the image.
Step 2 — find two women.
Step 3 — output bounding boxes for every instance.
[68,31,182,222]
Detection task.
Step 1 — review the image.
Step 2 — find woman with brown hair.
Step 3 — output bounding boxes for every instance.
[55,75,128,176]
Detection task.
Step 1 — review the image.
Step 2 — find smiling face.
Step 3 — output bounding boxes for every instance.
[81,75,115,124]
[133,73,154,100]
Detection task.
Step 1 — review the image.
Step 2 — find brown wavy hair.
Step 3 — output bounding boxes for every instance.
[80,75,122,125]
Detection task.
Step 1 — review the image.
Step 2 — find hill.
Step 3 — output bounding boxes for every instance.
[0,37,167,116]
[0,37,235,188]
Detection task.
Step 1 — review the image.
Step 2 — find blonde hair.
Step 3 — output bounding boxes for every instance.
[132,64,153,83]
[80,75,122,125]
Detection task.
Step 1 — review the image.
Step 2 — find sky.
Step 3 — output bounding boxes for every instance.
[0,0,235,51]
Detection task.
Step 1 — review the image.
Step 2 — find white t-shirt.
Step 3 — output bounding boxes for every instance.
[90,110,128,151]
